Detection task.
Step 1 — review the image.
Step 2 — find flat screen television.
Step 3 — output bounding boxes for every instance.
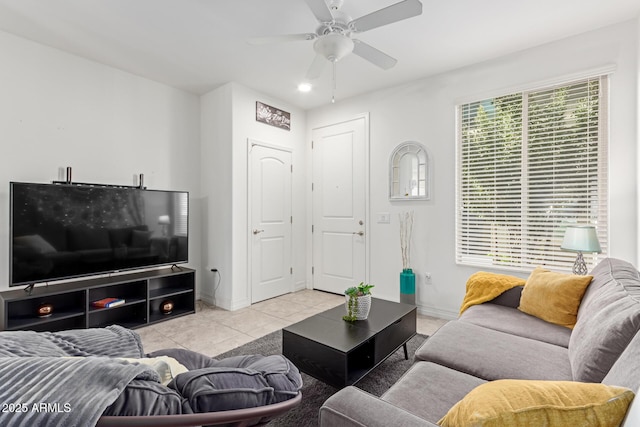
[10,182,189,286]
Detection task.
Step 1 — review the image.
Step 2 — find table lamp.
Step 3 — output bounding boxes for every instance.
[158,215,170,236]
[561,225,601,275]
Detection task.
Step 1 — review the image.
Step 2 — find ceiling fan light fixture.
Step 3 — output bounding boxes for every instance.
[252,0,423,104]
[313,33,354,62]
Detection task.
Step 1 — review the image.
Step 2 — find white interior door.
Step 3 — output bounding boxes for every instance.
[250,143,292,303]
[312,117,367,294]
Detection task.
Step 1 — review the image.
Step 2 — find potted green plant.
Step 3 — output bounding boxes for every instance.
[343,282,375,322]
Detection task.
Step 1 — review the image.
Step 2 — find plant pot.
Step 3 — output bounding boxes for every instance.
[344,294,372,320]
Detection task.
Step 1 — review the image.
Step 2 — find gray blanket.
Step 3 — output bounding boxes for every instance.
[0,326,160,427]
[0,324,146,358]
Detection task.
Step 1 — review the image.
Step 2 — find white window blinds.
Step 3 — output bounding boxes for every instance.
[456,76,608,272]
[173,192,189,236]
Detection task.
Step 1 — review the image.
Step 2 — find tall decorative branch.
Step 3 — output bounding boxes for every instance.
[399,211,414,270]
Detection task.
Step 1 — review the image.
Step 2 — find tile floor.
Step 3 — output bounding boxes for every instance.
[137,289,448,357]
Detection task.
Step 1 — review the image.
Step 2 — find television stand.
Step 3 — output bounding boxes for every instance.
[0,268,195,332]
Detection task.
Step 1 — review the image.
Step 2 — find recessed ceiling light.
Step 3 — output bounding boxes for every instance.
[298,82,312,92]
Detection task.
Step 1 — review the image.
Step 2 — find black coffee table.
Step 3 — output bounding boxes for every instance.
[282,298,416,388]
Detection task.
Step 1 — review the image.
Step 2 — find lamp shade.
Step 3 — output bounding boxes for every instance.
[158,215,171,225]
[561,226,602,253]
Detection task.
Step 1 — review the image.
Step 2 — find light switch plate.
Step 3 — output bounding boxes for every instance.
[377,212,390,224]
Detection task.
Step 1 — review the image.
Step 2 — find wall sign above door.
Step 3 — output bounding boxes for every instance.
[256,101,291,131]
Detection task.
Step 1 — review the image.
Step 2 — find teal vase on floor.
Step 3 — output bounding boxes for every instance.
[400,268,416,305]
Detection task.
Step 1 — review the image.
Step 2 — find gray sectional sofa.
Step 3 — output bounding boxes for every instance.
[319,257,640,426]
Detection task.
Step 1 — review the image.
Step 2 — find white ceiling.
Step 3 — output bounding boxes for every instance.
[0,0,638,110]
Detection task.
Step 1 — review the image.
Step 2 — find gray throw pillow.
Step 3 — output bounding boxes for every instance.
[168,354,302,412]
[169,367,274,412]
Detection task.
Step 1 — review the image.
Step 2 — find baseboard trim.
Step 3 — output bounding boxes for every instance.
[228,298,251,311]
[293,280,307,292]
[417,305,458,321]
[199,294,250,311]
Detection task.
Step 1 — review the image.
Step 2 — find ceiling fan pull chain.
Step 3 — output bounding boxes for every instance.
[331,61,336,103]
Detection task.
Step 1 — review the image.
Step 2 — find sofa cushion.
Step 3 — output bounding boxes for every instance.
[460,303,571,348]
[382,362,486,424]
[169,367,275,413]
[438,379,634,427]
[518,267,592,329]
[168,354,302,412]
[569,258,640,382]
[489,285,523,309]
[414,321,572,381]
[580,258,637,308]
[320,386,435,427]
[208,355,303,403]
[150,352,303,404]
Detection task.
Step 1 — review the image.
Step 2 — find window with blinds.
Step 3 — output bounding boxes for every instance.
[173,192,189,236]
[456,76,608,272]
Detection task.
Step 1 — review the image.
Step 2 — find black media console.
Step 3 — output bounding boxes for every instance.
[0,267,195,332]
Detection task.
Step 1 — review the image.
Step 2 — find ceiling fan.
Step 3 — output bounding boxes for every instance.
[249,0,423,82]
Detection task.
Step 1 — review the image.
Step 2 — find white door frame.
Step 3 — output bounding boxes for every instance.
[247,138,293,303]
[309,113,370,291]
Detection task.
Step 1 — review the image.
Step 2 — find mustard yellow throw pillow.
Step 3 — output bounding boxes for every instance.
[518,267,592,329]
[439,380,634,427]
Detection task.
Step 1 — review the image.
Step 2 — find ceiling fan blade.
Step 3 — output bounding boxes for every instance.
[247,33,317,45]
[306,54,327,80]
[304,0,334,23]
[349,0,422,33]
[352,40,397,70]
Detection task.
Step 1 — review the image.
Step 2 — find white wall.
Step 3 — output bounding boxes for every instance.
[0,30,202,293]
[307,19,639,319]
[199,84,233,306]
[200,82,307,310]
[637,17,640,269]
[1,18,637,319]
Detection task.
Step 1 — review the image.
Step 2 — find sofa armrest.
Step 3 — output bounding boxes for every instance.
[621,387,640,427]
[319,386,438,427]
[486,285,523,309]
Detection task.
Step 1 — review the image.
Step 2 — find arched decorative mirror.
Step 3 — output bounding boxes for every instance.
[389,141,430,200]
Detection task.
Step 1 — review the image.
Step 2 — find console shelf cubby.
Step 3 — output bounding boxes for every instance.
[0,267,195,332]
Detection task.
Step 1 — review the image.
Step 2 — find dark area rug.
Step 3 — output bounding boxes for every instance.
[216,330,428,427]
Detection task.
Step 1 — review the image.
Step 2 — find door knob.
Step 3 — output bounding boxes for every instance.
[253,229,265,235]
[352,231,364,236]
